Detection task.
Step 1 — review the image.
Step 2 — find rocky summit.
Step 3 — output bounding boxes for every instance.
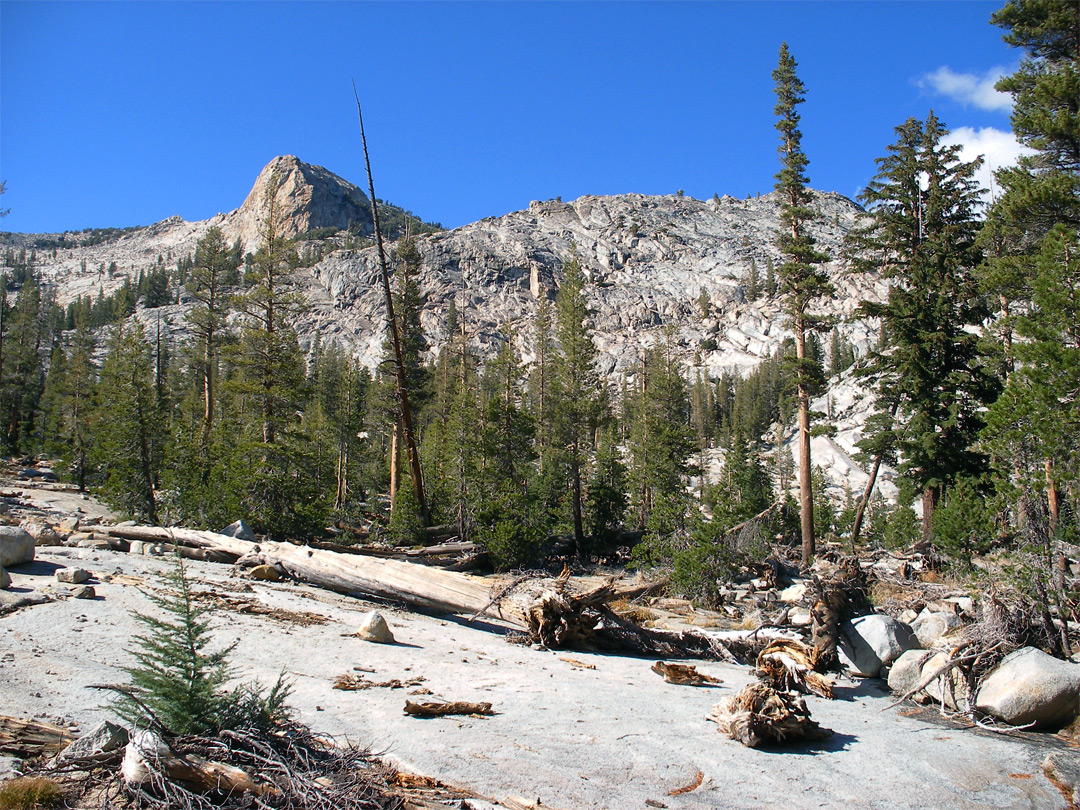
[6,157,891,496]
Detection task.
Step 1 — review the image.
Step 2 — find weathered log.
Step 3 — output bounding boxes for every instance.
[651,661,722,686]
[100,525,729,659]
[122,730,279,796]
[0,716,76,758]
[403,700,494,718]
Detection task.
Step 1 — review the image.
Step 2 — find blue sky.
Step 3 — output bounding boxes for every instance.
[2,1,1022,234]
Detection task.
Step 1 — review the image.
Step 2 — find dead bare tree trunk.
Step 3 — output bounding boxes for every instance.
[354,83,427,525]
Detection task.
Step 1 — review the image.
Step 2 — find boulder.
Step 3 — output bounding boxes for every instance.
[58,517,81,534]
[57,720,129,764]
[0,526,35,567]
[911,609,963,648]
[355,610,395,644]
[887,649,968,710]
[838,614,919,678]
[220,519,256,542]
[22,520,62,547]
[0,566,9,590]
[975,646,1080,728]
[56,567,91,585]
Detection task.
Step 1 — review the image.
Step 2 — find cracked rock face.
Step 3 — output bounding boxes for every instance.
[10,158,893,500]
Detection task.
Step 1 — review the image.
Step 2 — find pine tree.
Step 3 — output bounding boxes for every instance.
[746,258,761,302]
[772,43,834,566]
[119,555,289,735]
[551,253,602,558]
[854,112,998,541]
[92,323,160,523]
[187,225,236,442]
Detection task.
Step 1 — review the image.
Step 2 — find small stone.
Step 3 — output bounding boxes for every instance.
[249,564,282,582]
[128,541,145,555]
[356,610,395,643]
[59,517,81,534]
[65,531,94,546]
[56,568,91,584]
[788,607,812,627]
[77,537,110,550]
[0,566,10,590]
[22,520,62,547]
[779,582,807,603]
[72,585,96,599]
[57,720,128,763]
[911,609,963,648]
[0,526,35,567]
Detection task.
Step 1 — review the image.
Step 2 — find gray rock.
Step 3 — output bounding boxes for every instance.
[975,646,1080,728]
[0,526,35,567]
[839,614,920,678]
[356,610,395,644]
[22,520,62,547]
[911,609,963,648]
[57,720,128,763]
[0,566,9,590]
[72,585,96,599]
[779,582,807,603]
[220,519,256,542]
[56,567,91,584]
[1044,752,1079,805]
[888,649,968,710]
[59,517,81,534]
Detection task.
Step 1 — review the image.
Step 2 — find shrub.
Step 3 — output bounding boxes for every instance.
[0,777,63,810]
[118,554,290,735]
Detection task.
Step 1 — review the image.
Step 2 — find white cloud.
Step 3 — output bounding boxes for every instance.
[942,126,1032,200]
[919,66,1012,113]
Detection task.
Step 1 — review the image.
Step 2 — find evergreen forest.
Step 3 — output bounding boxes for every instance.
[0,0,1076,629]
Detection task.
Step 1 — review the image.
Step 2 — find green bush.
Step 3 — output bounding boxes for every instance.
[932,476,995,560]
[118,555,290,735]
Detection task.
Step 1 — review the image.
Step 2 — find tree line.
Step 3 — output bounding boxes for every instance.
[0,0,1075,619]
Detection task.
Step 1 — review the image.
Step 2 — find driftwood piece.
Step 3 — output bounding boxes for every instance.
[334,673,425,691]
[709,682,832,748]
[122,730,279,797]
[668,771,705,796]
[0,716,76,758]
[756,639,835,699]
[403,700,494,718]
[651,661,722,686]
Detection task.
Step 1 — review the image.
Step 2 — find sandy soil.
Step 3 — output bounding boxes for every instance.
[1,541,1070,810]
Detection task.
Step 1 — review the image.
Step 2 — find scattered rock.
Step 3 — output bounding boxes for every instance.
[779,582,807,603]
[56,720,129,764]
[72,585,96,599]
[56,567,91,585]
[789,607,812,627]
[22,520,62,547]
[838,614,919,678]
[975,646,1080,728]
[248,564,283,582]
[221,519,256,542]
[1043,752,1079,805]
[18,468,58,482]
[128,540,146,555]
[77,536,111,550]
[59,517,81,534]
[0,566,9,589]
[355,611,395,644]
[887,649,968,710]
[0,526,35,567]
[911,609,963,648]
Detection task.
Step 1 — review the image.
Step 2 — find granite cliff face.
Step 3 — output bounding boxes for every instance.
[7,157,894,498]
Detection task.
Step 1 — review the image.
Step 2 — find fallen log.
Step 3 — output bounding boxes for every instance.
[0,716,76,758]
[756,639,835,699]
[100,525,730,658]
[403,700,494,718]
